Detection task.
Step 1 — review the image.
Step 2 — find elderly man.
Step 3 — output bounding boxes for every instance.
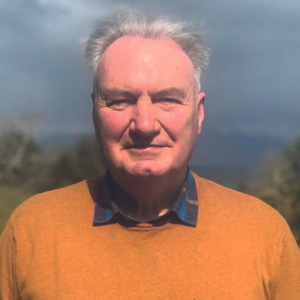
[1,10,300,300]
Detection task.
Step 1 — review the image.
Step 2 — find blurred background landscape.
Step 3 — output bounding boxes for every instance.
[0,0,299,243]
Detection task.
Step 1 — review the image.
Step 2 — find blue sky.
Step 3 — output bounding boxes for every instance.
[1,0,300,141]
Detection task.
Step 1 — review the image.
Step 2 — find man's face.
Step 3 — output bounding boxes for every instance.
[93,36,205,180]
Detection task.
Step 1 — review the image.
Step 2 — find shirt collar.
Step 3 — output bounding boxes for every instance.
[93,168,198,227]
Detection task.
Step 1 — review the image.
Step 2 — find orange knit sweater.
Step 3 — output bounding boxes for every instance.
[1,174,300,300]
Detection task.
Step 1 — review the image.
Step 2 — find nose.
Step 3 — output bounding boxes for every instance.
[129,98,160,136]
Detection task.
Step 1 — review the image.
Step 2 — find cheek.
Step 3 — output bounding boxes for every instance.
[98,111,129,141]
[162,110,196,140]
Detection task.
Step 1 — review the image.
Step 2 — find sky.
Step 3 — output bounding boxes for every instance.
[1,0,300,142]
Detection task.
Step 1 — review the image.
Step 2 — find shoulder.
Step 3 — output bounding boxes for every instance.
[9,176,102,233]
[193,172,290,237]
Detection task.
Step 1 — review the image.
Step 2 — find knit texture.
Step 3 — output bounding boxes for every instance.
[1,174,300,299]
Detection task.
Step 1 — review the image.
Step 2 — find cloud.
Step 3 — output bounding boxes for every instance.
[0,0,110,135]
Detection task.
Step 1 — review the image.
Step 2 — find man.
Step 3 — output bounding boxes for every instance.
[1,10,300,300]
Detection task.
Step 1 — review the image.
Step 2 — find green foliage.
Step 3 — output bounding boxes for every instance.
[33,136,106,192]
[0,129,106,234]
[280,139,300,201]
[243,137,300,243]
[0,129,42,186]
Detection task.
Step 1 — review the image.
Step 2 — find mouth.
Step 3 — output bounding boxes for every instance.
[124,145,167,150]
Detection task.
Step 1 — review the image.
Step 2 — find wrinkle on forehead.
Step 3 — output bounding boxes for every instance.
[97,36,195,93]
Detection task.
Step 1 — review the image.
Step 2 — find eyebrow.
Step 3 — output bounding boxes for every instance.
[99,88,141,100]
[99,87,187,100]
[149,88,187,99]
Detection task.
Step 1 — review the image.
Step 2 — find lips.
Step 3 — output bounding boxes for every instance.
[123,143,172,150]
[125,145,165,149]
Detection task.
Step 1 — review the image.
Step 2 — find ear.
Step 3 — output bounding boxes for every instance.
[196,92,205,135]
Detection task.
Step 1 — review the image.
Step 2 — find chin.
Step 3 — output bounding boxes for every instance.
[127,162,167,178]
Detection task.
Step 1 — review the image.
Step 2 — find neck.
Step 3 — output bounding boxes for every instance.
[111,169,187,222]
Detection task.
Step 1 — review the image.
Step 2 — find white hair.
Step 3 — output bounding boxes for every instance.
[85,10,210,92]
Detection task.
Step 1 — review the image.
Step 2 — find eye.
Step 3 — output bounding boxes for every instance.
[156,98,181,108]
[107,99,133,110]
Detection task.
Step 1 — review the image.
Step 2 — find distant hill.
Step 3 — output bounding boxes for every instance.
[191,129,285,167]
[191,129,286,189]
[191,165,251,190]
[37,133,80,150]
[37,129,286,190]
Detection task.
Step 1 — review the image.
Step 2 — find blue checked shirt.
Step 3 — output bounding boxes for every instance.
[93,168,198,226]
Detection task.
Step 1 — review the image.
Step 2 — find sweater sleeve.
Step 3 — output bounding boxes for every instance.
[0,220,20,300]
[272,226,300,300]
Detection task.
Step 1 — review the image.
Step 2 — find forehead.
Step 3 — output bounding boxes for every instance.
[97,36,195,91]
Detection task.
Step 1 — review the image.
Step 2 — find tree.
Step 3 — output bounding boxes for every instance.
[0,129,42,186]
[246,138,300,243]
[34,136,106,191]
[280,139,300,202]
